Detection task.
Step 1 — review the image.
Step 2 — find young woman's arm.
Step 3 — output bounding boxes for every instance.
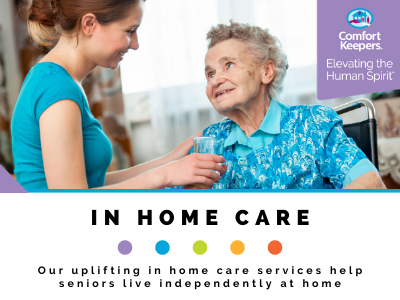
[99,153,225,189]
[103,133,200,186]
[40,100,89,189]
[40,100,224,189]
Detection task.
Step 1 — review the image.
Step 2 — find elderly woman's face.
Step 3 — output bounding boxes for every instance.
[205,39,263,114]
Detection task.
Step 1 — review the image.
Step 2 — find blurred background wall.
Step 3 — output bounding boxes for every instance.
[1,0,399,187]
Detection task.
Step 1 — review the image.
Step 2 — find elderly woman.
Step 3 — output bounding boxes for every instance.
[187,21,385,189]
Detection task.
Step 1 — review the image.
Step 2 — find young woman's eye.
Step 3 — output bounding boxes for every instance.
[127,29,136,35]
[227,63,234,69]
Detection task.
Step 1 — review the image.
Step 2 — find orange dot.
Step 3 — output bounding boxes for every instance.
[268,240,282,255]
[230,240,245,255]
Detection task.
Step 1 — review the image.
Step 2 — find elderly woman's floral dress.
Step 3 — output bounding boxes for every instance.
[173,104,366,189]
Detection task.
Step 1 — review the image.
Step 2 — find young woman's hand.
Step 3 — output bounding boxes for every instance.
[161,153,226,188]
[167,132,202,161]
[183,164,228,189]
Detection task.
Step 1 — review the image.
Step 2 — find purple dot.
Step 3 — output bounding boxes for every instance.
[118,240,132,255]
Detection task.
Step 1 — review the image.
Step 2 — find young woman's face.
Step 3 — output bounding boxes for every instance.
[88,0,145,69]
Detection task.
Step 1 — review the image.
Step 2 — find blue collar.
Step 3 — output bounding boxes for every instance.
[224,98,282,148]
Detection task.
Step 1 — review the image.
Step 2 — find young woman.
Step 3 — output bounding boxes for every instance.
[11,0,226,189]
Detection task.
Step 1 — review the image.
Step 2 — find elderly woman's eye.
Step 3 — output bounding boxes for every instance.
[227,63,234,68]
[209,73,215,78]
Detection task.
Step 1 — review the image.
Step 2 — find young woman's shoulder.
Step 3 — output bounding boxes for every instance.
[18,62,85,122]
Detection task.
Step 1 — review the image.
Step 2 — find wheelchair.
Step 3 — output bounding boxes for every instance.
[333,98,378,170]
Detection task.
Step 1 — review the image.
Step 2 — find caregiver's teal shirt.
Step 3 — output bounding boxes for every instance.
[11,62,112,189]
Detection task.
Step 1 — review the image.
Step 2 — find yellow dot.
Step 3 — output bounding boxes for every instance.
[230,240,245,255]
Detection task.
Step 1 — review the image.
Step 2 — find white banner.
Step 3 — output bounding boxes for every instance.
[0,192,399,299]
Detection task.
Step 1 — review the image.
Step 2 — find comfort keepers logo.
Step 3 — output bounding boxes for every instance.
[339,8,380,51]
[347,8,373,29]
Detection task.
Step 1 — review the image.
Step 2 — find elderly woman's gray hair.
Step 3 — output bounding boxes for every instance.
[206,21,289,101]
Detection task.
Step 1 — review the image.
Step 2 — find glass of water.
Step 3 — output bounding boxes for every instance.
[193,137,225,182]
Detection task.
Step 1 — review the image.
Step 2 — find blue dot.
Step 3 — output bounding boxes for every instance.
[155,240,170,255]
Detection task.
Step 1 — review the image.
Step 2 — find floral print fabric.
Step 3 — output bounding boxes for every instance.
[174,104,366,189]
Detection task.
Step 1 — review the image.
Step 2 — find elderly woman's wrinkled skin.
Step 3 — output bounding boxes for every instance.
[205,39,275,138]
[203,39,385,189]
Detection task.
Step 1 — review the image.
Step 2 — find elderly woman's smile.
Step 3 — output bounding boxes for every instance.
[215,88,234,98]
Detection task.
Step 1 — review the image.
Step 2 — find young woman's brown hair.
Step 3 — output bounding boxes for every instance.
[28,0,142,47]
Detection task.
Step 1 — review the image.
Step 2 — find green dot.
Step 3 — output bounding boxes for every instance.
[193,240,207,255]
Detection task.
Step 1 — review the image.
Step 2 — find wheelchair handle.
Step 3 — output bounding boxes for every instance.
[333,98,376,120]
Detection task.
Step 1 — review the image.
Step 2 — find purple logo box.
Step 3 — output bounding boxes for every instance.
[317,0,400,100]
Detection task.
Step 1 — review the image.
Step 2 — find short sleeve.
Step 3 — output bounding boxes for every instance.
[316,106,367,189]
[342,158,377,187]
[34,73,85,122]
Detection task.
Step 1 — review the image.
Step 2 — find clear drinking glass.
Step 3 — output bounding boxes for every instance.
[193,137,225,183]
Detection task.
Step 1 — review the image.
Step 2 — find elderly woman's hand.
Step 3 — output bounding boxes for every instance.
[161,153,226,188]
[167,132,203,161]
